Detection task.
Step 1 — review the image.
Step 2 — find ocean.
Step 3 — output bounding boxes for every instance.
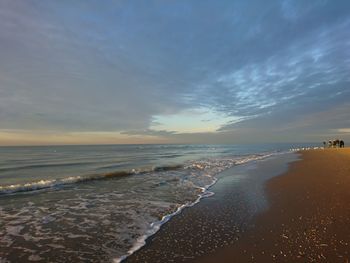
[0,143,317,262]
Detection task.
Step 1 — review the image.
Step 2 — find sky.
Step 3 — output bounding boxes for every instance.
[0,0,350,145]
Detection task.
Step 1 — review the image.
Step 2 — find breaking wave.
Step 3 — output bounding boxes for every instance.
[0,152,275,196]
[0,164,184,195]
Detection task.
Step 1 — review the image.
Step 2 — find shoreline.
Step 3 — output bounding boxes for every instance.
[196,148,350,262]
[115,178,218,263]
[125,149,350,262]
[124,152,299,262]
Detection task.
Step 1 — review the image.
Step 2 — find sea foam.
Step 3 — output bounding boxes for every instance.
[113,152,279,263]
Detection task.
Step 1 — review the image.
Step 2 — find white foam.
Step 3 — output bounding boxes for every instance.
[113,152,278,263]
[289,146,322,152]
[113,182,216,263]
[0,180,55,194]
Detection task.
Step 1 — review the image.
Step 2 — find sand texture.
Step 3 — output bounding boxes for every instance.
[197,148,350,263]
[125,149,350,262]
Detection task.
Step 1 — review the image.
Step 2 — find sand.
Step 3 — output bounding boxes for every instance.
[125,149,350,263]
[196,148,350,263]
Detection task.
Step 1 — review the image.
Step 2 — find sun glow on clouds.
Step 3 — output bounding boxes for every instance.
[337,128,350,134]
[0,130,167,146]
[151,108,235,134]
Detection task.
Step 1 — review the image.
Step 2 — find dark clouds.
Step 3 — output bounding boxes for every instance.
[0,0,350,143]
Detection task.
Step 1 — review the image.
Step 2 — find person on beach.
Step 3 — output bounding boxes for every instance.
[340,140,345,148]
[328,140,332,148]
[335,139,340,147]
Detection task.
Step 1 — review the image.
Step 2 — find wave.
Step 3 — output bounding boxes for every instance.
[0,152,280,196]
[0,164,184,195]
[0,150,288,263]
[160,154,184,159]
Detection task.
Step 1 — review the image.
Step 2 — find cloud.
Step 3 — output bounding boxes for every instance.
[337,129,350,133]
[121,129,176,137]
[0,0,191,133]
[192,16,350,137]
[0,0,350,144]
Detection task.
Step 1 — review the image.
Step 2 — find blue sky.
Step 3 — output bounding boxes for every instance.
[0,0,350,145]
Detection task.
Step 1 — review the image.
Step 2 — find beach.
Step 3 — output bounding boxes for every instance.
[125,148,350,262]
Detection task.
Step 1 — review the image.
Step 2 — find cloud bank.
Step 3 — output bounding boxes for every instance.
[0,0,350,144]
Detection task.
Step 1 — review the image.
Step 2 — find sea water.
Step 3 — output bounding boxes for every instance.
[0,143,317,262]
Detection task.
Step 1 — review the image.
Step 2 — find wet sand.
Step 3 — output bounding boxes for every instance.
[196,148,350,263]
[124,153,299,262]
